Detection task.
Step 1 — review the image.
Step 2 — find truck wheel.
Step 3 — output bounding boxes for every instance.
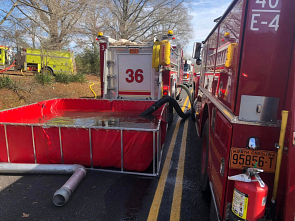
[201,119,209,192]
[43,67,54,76]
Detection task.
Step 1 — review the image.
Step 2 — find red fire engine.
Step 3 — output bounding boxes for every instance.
[97,31,183,100]
[192,0,295,220]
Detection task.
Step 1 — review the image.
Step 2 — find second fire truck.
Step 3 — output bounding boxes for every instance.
[97,31,184,100]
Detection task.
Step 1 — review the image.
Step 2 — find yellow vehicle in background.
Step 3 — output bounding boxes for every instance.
[14,48,76,75]
[0,45,14,69]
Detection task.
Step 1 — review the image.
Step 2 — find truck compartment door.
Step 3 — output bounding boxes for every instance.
[118,54,152,99]
[209,110,232,218]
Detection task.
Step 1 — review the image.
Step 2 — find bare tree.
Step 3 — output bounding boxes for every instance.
[91,0,193,44]
[1,0,193,52]
[75,0,106,48]
[14,0,88,50]
[0,0,20,26]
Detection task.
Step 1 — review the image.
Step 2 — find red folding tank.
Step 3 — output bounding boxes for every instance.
[0,99,168,176]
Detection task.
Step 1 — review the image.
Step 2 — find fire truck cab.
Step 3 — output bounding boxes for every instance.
[0,46,14,69]
[182,59,193,87]
[192,0,295,220]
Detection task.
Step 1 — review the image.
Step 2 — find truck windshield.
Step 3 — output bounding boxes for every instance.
[184,64,190,72]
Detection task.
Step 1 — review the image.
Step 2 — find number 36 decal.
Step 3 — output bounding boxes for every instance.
[126,69,144,83]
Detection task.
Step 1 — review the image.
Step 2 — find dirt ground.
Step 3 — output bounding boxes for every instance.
[0,71,101,111]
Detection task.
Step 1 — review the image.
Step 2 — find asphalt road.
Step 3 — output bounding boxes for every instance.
[0,92,210,221]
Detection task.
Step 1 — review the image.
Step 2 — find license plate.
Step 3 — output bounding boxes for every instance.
[230,148,277,173]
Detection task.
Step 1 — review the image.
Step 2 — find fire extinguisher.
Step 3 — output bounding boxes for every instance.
[229,168,268,221]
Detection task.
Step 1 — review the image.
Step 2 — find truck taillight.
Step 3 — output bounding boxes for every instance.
[163,85,169,96]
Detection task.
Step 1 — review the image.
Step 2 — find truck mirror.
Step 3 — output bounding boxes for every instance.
[196,58,201,66]
[192,42,202,60]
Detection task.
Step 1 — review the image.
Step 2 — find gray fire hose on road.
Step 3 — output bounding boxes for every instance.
[177,84,193,107]
[177,84,195,121]
[0,163,86,206]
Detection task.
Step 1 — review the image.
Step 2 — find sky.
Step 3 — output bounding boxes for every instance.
[184,0,233,57]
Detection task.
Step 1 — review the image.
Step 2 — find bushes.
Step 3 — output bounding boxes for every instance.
[55,72,86,84]
[69,73,86,83]
[0,75,14,89]
[75,46,100,75]
[35,72,86,85]
[54,72,69,83]
[34,73,52,85]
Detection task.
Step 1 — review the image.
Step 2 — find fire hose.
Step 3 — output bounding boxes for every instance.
[89,83,97,98]
[0,60,16,73]
[140,84,194,121]
[140,96,191,119]
[177,84,195,121]
[177,84,193,107]
[0,163,87,207]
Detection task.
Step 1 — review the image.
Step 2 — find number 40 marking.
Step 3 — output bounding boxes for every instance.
[255,0,279,8]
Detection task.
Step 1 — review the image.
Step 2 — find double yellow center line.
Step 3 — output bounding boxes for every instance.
[147,90,192,221]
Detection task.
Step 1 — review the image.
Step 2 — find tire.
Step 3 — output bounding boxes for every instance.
[43,66,54,76]
[201,119,210,192]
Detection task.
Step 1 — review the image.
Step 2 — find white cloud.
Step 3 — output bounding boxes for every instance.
[184,0,232,56]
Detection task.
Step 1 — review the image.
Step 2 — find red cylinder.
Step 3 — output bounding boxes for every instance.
[231,178,268,221]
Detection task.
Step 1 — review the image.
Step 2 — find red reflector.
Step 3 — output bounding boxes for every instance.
[163,85,168,90]
[163,91,168,96]
[96,38,98,41]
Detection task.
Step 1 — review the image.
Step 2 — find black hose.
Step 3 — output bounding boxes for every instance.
[177,84,193,106]
[177,84,195,121]
[140,96,191,119]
